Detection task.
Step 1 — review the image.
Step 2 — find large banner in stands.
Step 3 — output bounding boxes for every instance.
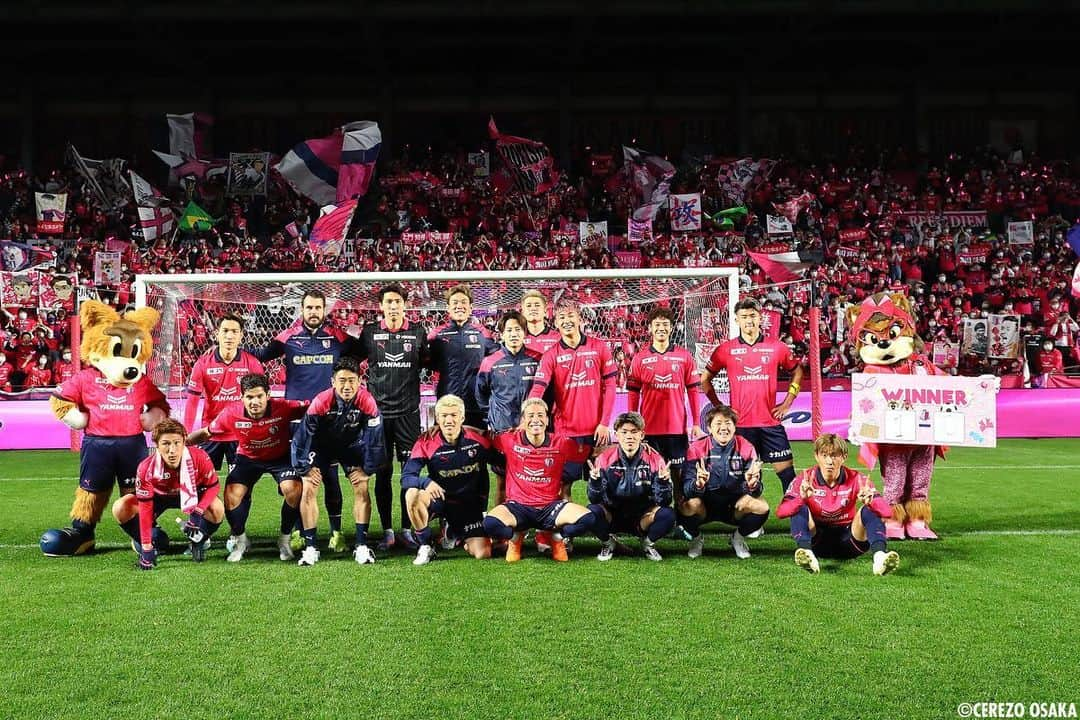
[5,390,1080,449]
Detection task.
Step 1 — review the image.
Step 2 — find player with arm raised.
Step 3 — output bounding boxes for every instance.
[355,283,429,551]
[586,412,677,561]
[475,310,542,505]
[184,313,264,472]
[252,290,355,554]
[483,398,605,562]
[520,289,560,355]
[679,405,770,560]
[113,419,225,569]
[291,357,386,567]
[427,283,498,429]
[402,394,492,565]
[187,373,308,562]
[776,434,899,576]
[700,297,804,494]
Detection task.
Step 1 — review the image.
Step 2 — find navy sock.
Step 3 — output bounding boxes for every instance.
[679,512,703,538]
[198,516,221,540]
[483,515,514,540]
[301,527,317,549]
[225,496,251,536]
[588,504,611,541]
[399,488,412,531]
[280,501,300,535]
[861,506,888,553]
[560,509,597,539]
[789,505,813,549]
[416,526,434,546]
[778,466,796,492]
[119,517,140,542]
[324,470,343,533]
[738,511,769,537]
[355,523,369,547]
[648,507,677,542]
[374,466,393,530]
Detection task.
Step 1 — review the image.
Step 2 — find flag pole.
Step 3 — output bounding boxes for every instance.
[807,275,824,440]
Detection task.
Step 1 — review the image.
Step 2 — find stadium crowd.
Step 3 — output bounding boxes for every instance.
[2,141,1079,392]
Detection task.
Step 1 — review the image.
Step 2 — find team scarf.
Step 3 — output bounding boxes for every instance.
[149,447,199,513]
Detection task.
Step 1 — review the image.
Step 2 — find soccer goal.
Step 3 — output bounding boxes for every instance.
[134,268,742,393]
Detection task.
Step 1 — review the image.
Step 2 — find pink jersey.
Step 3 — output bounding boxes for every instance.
[135,446,220,546]
[494,430,582,507]
[55,369,169,437]
[209,398,308,462]
[776,466,892,526]
[627,344,702,436]
[523,326,561,355]
[528,335,617,437]
[186,349,264,437]
[706,336,798,428]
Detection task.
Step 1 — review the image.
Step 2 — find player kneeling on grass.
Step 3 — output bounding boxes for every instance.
[587,412,676,561]
[679,405,769,560]
[114,419,225,569]
[484,398,604,562]
[776,434,899,576]
[402,394,492,566]
[291,357,386,567]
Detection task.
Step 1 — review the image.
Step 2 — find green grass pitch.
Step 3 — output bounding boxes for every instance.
[1,440,1078,720]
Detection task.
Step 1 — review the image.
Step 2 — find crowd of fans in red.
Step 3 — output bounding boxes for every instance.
[1,142,1078,393]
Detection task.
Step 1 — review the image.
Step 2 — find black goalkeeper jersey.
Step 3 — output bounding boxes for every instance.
[355,319,429,418]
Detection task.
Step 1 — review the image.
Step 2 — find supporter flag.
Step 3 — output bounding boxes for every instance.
[579,221,608,248]
[748,248,823,283]
[766,215,794,236]
[628,217,652,244]
[129,170,169,207]
[1072,260,1080,300]
[467,152,490,177]
[1067,224,1080,257]
[168,112,214,160]
[308,199,358,258]
[178,201,216,233]
[276,121,380,206]
[227,152,271,197]
[34,192,67,234]
[1,241,34,271]
[488,117,559,196]
[623,145,675,222]
[67,145,130,211]
[717,158,775,204]
[669,193,702,232]
[772,191,814,224]
[337,121,382,201]
[137,206,176,241]
[707,205,748,223]
[93,251,122,285]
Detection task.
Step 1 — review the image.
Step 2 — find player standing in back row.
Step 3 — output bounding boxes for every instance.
[700,298,804,494]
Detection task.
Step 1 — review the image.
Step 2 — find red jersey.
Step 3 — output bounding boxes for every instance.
[186,349,265,436]
[523,326,561,355]
[706,335,798,428]
[627,344,702,436]
[55,368,169,437]
[494,430,582,507]
[135,446,220,546]
[528,334,617,437]
[0,362,12,391]
[209,398,308,462]
[776,466,892,526]
[52,360,75,385]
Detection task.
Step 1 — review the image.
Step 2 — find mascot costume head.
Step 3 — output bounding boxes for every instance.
[41,300,170,556]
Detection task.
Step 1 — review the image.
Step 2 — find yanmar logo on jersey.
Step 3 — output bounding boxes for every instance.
[214,387,241,401]
[293,354,334,365]
[736,365,771,382]
[380,351,412,368]
[651,373,679,389]
[522,467,548,481]
[101,393,135,411]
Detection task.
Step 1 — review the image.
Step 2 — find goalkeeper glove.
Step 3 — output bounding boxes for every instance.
[183,516,205,545]
[137,547,157,571]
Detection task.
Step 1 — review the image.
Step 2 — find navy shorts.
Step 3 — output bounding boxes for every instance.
[200,441,237,472]
[382,412,421,464]
[314,441,370,475]
[812,524,870,559]
[701,493,742,526]
[290,421,339,482]
[428,496,486,539]
[736,425,793,463]
[150,494,182,517]
[561,435,595,485]
[608,501,658,535]
[227,454,300,490]
[503,499,568,532]
[80,434,148,494]
[646,433,687,487]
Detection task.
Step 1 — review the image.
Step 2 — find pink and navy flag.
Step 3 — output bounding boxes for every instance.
[276,121,381,206]
[623,145,675,222]
[748,248,823,283]
[488,117,559,196]
[337,121,382,201]
[1066,224,1080,257]
[308,200,358,258]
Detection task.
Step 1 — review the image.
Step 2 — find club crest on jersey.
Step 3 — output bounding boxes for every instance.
[467,447,477,458]
[404,342,412,352]
[544,457,553,467]
[269,426,278,434]
[469,334,478,343]
[322,340,332,348]
[585,359,594,368]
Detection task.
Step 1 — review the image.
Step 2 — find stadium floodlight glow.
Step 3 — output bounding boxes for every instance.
[135,267,741,390]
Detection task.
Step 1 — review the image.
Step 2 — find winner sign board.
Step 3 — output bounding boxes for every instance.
[850,373,999,448]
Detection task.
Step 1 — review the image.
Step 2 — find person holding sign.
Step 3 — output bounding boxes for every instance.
[776,434,899,576]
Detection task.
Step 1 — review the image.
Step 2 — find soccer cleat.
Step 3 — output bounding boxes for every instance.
[377,529,396,551]
[328,530,348,553]
[289,529,303,552]
[550,538,569,562]
[596,538,616,562]
[413,544,437,566]
[505,535,524,563]
[440,529,459,550]
[904,520,938,541]
[687,534,705,559]
[668,524,693,541]
[297,546,320,567]
[226,534,237,553]
[563,536,574,555]
[794,548,820,574]
[40,527,95,557]
[642,538,663,562]
[534,530,553,554]
[730,530,751,559]
[873,550,900,576]
[354,544,377,565]
[746,526,766,539]
[226,533,250,563]
[278,534,295,561]
[400,529,420,550]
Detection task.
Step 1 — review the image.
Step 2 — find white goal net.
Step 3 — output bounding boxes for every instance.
[134,268,741,394]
